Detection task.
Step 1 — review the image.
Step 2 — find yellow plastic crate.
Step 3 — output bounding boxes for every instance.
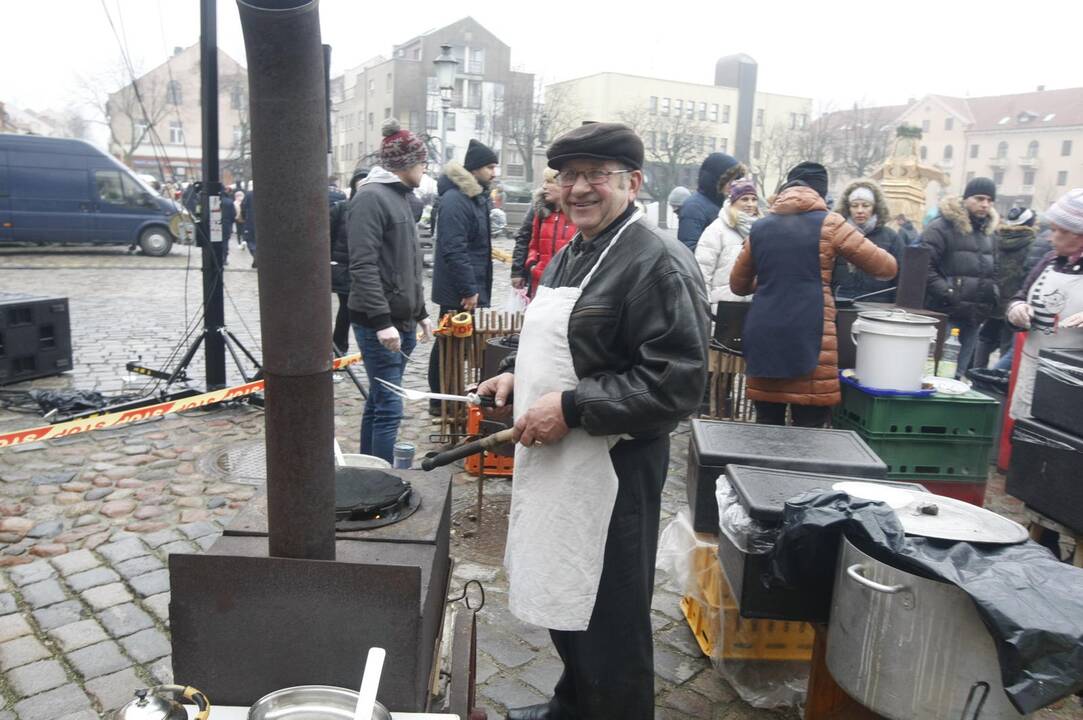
[681,559,814,661]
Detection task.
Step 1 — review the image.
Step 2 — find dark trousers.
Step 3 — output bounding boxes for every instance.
[333,293,351,354]
[545,435,668,720]
[973,318,1013,371]
[427,305,460,401]
[754,401,831,428]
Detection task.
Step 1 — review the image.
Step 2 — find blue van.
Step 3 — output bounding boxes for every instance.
[0,134,184,256]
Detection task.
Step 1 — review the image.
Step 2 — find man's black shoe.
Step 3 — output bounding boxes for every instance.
[506,703,552,720]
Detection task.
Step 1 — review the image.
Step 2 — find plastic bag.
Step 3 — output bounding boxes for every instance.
[715,476,779,554]
[502,287,529,313]
[656,510,717,606]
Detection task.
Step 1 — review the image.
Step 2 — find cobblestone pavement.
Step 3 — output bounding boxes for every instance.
[0,241,1079,719]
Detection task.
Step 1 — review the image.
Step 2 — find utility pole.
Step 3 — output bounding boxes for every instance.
[200,0,226,388]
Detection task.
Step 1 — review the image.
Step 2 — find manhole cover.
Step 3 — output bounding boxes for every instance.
[451,494,510,563]
[199,441,266,486]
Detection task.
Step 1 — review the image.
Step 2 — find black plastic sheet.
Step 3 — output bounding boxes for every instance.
[767,491,1083,714]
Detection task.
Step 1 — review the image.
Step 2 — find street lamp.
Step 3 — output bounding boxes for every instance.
[432,43,458,170]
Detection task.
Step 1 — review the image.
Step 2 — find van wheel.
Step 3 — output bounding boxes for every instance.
[139,227,173,257]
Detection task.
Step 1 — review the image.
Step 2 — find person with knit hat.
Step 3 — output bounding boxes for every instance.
[345,118,432,462]
[476,121,708,720]
[919,176,1000,377]
[695,179,761,306]
[832,179,903,303]
[426,138,499,409]
[677,152,748,251]
[1005,188,1083,418]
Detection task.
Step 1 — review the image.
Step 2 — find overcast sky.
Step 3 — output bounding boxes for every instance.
[3,0,1078,125]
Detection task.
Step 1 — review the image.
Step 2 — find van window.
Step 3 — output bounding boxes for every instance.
[11,167,87,200]
[95,170,141,205]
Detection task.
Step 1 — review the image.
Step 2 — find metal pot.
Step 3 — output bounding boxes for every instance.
[247,685,392,720]
[826,537,1024,719]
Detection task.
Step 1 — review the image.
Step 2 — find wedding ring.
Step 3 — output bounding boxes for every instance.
[533,440,543,447]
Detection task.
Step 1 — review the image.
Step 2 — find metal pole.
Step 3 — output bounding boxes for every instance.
[238,0,336,561]
[440,98,449,172]
[200,0,226,389]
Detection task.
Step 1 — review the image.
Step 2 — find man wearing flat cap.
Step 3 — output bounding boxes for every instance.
[479,123,709,720]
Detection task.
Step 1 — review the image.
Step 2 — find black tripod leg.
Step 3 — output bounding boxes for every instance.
[165,331,206,389]
[220,331,252,383]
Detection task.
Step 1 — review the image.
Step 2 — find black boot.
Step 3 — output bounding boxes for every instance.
[506,703,552,720]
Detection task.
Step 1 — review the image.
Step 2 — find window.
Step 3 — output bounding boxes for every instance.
[997,141,1008,159]
[232,126,242,145]
[698,102,706,121]
[919,145,927,160]
[134,120,149,140]
[469,48,485,74]
[649,96,658,115]
[993,169,1005,185]
[687,100,694,119]
[95,170,140,206]
[969,144,979,159]
[755,109,764,127]
[799,114,808,129]
[708,137,716,151]
[966,171,975,182]
[384,108,391,119]
[722,105,731,123]
[169,121,184,144]
[1023,170,1036,186]
[648,131,656,150]
[412,47,421,60]
[426,111,438,129]
[230,86,243,110]
[719,137,727,153]
[1027,140,1039,158]
[753,141,761,159]
[921,119,930,132]
[475,114,485,132]
[426,76,438,93]
[358,142,363,158]
[467,81,482,109]
[505,150,523,178]
[945,118,954,131]
[409,110,421,131]
[943,145,953,161]
[674,99,683,116]
[445,112,456,131]
[1058,170,1069,186]
[386,73,392,91]
[661,98,670,116]
[710,104,718,122]
[368,112,374,129]
[167,80,182,105]
[1062,140,1073,157]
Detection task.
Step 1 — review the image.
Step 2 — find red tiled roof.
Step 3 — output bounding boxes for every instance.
[962,87,1083,132]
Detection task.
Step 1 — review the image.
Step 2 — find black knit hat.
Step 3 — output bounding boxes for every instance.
[464,139,499,171]
[964,176,996,201]
[784,161,829,199]
[547,122,644,170]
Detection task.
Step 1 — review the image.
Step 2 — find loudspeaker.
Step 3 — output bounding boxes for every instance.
[0,293,73,385]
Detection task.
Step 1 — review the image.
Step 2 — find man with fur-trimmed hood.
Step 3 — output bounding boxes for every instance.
[832,179,903,302]
[920,177,1000,377]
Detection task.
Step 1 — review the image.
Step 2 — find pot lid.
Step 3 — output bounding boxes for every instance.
[856,309,939,326]
[833,481,1028,544]
[114,690,186,720]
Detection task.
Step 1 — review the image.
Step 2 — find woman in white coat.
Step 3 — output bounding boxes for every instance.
[695,180,760,306]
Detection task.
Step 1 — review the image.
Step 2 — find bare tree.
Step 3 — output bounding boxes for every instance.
[619,107,712,228]
[750,122,806,197]
[80,62,170,167]
[496,80,579,183]
[834,103,895,179]
[796,100,837,167]
[220,71,251,186]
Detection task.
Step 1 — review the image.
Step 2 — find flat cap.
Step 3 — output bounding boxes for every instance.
[547,122,644,170]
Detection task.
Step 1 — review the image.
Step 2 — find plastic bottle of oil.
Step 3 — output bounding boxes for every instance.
[937,327,961,379]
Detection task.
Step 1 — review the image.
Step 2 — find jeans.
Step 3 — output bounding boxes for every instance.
[951,318,982,378]
[754,401,831,427]
[353,324,417,462]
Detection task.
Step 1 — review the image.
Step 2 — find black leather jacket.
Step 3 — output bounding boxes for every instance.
[512,207,709,438]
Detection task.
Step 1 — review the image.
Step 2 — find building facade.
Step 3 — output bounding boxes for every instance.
[330,17,534,184]
[106,44,250,185]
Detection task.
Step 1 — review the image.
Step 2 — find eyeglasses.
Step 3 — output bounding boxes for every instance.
[555,169,634,187]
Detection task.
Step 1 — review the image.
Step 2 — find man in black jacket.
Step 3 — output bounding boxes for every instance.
[347,120,432,462]
[479,123,709,720]
[921,177,1000,377]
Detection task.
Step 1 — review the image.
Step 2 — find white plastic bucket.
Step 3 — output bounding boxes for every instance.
[852,310,938,391]
[338,453,392,469]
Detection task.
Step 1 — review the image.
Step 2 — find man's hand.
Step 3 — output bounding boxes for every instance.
[476,372,514,419]
[1007,302,1033,329]
[376,326,401,353]
[511,277,526,290]
[515,392,569,448]
[419,318,434,342]
[461,294,479,311]
[1061,311,1083,329]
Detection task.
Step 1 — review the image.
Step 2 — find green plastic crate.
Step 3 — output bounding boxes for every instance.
[835,416,992,479]
[835,383,1000,439]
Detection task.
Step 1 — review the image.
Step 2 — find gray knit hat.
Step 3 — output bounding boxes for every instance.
[1045,188,1083,235]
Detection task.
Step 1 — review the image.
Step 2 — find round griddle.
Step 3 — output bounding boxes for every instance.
[334,467,420,531]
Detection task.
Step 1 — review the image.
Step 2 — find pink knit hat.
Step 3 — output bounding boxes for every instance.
[380,119,427,171]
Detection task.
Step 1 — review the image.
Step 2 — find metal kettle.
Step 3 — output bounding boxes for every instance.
[112,685,211,720]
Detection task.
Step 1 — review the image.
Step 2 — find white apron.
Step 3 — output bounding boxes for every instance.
[505,210,642,631]
[1010,263,1083,419]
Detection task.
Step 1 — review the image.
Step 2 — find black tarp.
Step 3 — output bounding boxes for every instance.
[768,491,1083,714]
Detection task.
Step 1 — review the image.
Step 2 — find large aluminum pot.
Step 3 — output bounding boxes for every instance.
[826,538,1024,719]
[247,685,391,720]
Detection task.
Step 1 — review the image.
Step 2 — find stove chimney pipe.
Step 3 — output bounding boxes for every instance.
[237,0,335,560]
